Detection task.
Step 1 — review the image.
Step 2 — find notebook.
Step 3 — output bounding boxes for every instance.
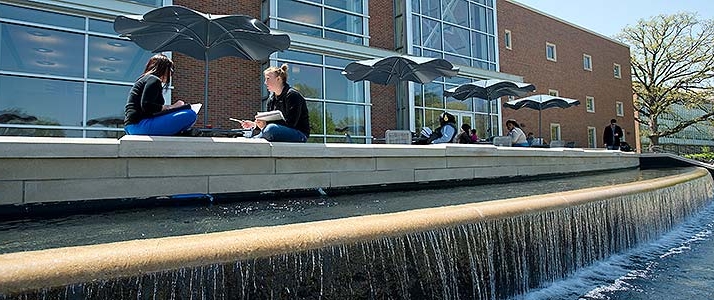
[153,103,202,117]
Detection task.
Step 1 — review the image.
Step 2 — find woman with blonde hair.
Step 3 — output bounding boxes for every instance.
[124,53,197,135]
[240,63,310,142]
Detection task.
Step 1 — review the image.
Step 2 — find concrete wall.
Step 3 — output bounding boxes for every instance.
[0,136,639,205]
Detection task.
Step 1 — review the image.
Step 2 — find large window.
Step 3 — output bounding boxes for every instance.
[266,0,368,45]
[0,3,153,138]
[272,50,369,143]
[410,0,497,71]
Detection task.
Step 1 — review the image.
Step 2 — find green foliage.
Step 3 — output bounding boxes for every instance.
[616,12,714,146]
[684,150,714,164]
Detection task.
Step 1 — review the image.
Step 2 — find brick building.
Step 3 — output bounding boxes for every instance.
[498,0,633,147]
[0,0,632,147]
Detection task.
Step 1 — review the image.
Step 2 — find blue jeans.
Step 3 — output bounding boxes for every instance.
[124,108,197,136]
[255,123,307,142]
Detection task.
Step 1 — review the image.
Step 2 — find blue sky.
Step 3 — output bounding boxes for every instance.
[513,0,714,37]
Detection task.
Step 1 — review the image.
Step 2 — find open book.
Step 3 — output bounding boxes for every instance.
[153,103,202,116]
[254,110,285,122]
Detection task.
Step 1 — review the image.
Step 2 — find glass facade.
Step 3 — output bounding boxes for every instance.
[267,0,368,45]
[407,0,499,136]
[410,0,496,70]
[0,3,153,138]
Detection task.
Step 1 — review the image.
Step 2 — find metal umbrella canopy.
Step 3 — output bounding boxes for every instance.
[114,5,291,125]
[342,55,459,85]
[444,79,535,136]
[504,94,580,138]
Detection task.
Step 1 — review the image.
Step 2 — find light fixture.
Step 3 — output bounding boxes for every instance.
[103,56,121,61]
[99,67,116,72]
[34,47,53,53]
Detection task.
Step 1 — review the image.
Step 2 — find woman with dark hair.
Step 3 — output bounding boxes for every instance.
[124,53,197,135]
[505,119,529,147]
[456,123,473,144]
[239,63,310,143]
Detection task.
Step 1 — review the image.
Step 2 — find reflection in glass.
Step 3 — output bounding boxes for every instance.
[415,107,424,129]
[278,0,322,26]
[325,56,352,68]
[325,103,365,136]
[423,83,443,108]
[276,21,321,38]
[88,36,153,82]
[325,0,363,13]
[325,68,364,103]
[278,50,322,64]
[283,63,323,98]
[88,19,116,35]
[411,15,421,45]
[87,83,130,129]
[325,9,362,34]
[471,31,489,60]
[306,101,324,137]
[443,24,470,56]
[0,75,82,127]
[442,0,469,26]
[0,3,84,29]
[1,23,84,78]
[421,18,442,50]
[420,0,441,19]
[325,30,363,44]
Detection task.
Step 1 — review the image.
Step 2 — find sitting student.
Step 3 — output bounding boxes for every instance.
[526,132,535,146]
[505,119,529,147]
[124,54,197,135]
[427,112,457,144]
[456,123,473,144]
[239,64,310,142]
[470,129,479,143]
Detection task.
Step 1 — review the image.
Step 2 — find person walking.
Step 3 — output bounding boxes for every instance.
[603,119,623,150]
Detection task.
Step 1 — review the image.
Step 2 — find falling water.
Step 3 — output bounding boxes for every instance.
[2,174,712,300]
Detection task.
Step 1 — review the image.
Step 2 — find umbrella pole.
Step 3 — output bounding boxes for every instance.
[538,109,542,139]
[204,52,209,127]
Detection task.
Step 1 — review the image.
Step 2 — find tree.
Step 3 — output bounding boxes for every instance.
[616,12,714,148]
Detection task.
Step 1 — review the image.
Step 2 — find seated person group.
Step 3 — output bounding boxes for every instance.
[124,55,308,143]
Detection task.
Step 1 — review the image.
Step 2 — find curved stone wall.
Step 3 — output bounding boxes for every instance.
[0,167,710,296]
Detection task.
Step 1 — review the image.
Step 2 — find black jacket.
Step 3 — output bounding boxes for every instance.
[124,74,165,125]
[603,124,623,146]
[266,84,310,137]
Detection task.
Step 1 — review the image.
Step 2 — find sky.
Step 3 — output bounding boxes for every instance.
[512,0,714,37]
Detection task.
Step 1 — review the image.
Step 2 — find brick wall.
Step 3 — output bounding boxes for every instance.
[368,0,397,138]
[499,0,634,148]
[174,1,264,129]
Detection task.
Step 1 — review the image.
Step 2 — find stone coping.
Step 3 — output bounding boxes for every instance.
[0,167,708,294]
[0,135,633,158]
[0,136,639,206]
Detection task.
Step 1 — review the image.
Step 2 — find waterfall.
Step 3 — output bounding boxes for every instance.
[3,174,713,300]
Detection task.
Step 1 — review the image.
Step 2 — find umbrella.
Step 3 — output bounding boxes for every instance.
[504,94,580,138]
[444,79,535,136]
[342,55,458,130]
[342,55,459,85]
[114,5,291,126]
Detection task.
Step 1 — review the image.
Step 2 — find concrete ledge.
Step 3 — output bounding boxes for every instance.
[0,136,640,205]
[0,167,708,294]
